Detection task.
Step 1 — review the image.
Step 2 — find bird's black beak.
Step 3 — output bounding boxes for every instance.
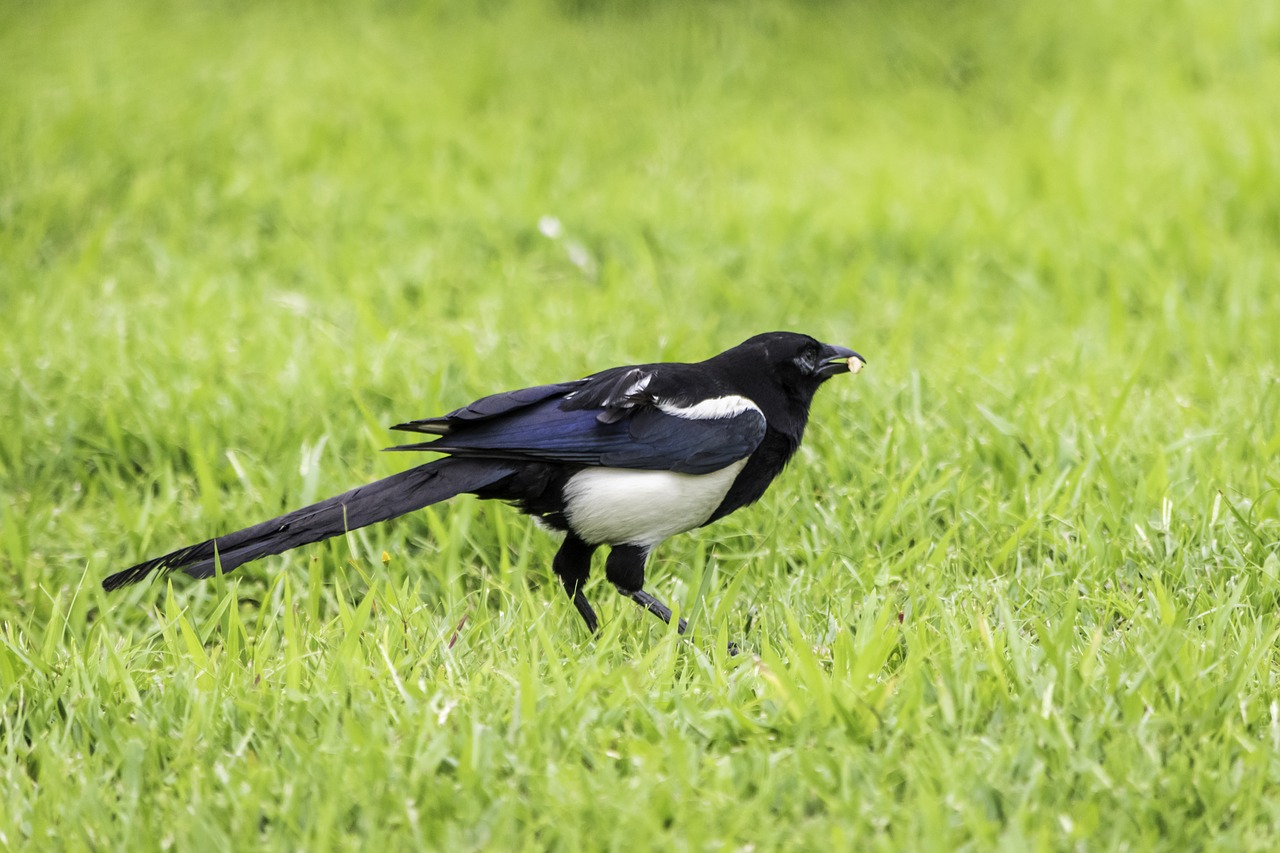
[816,344,866,378]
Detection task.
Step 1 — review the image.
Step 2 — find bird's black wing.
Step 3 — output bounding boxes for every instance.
[559,366,657,424]
[387,365,765,475]
[391,381,585,436]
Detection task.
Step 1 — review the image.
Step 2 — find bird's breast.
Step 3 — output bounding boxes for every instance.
[562,459,749,547]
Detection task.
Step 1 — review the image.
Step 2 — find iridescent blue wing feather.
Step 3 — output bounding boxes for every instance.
[387,367,765,474]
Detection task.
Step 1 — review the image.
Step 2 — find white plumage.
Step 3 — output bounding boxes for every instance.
[657,395,761,421]
[563,458,748,546]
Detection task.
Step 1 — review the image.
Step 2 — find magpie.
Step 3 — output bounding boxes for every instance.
[103,331,865,637]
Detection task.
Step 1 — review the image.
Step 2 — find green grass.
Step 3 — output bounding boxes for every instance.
[3,0,1280,848]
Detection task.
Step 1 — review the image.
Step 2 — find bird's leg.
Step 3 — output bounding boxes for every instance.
[553,535,599,633]
[576,594,600,633]
[607,545,744,654]
[623,588,688,634]
[605,545,687,634]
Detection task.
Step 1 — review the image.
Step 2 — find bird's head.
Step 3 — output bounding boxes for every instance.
[730,330,864,387]
[707,331,865,429]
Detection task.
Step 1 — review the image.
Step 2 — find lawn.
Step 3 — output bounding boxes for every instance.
[2,0,1279,848]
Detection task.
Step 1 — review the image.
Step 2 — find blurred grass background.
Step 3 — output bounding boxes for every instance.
[2,0,1279,849]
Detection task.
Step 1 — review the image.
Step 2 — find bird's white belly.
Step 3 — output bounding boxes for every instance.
[562,459,748,547]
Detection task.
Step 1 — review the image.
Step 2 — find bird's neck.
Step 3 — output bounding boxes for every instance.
[705,425,802,524]
[737,380,816,446]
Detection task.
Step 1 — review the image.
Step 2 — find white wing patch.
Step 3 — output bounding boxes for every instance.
[622,372,653,400]
[656,395,761,421]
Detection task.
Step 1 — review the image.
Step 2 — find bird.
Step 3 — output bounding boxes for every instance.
[103,331,865,638]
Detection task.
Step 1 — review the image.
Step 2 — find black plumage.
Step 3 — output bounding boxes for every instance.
[104,331,865,639]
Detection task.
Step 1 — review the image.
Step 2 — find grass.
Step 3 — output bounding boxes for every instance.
[3,0,1280,848]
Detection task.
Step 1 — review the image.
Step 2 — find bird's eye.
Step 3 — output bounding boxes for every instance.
[794,346,819,374]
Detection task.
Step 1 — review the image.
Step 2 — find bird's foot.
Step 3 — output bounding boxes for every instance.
[624,588,741,654]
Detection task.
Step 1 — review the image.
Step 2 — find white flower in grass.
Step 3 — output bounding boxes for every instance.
[566,240,597,277]
[538,215,563,239]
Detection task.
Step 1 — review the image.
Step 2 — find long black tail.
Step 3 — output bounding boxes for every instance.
[103,458,515,591]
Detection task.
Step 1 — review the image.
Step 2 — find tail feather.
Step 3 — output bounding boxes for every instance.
[103,458,515,591]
